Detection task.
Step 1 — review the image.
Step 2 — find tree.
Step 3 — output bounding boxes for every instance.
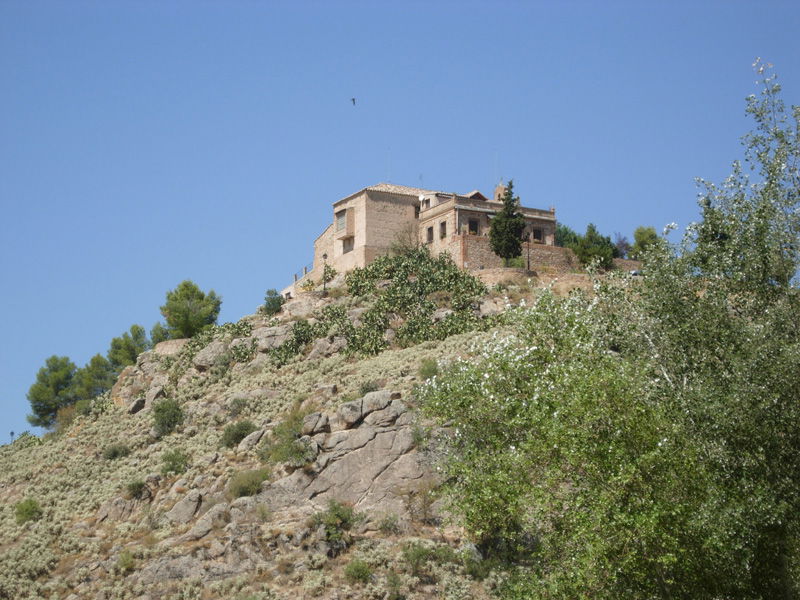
[72,354,116,401]
[160,280,221,338]
[421,64,800,598]
[613,232,631,258]
[555,222,580,247]
[26,355,77,428]
[489,180,526,264]
[107,324,150,372]
[630,225,660,260]
[149,322,170,346]
[262,289,285,316]
[570,223,616,269]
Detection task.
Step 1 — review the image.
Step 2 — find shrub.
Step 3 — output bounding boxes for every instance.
[152,398,184,437]
[262,289,285,316]
[228,397,249,417]
[221,420,257,448]
[161,448,190,475]
[418,358,438,380]
[359,380,379,395]
[258,411,315,467]
[378,513,401,535]
[126,480,148,500]
[14,498,43,525]
[117,549,135,573]
[344,558,372,584]
[228,468,269,498]
[386,571,404,600]
[54,403,77,434]
[401,542,432,579]
[103,443,131,460]
[74,398,92,416]
[310,499,362,556]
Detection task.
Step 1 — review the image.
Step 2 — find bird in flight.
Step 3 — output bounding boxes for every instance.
[351,98,356,106]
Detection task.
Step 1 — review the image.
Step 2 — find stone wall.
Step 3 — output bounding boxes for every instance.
[459,235,580,273]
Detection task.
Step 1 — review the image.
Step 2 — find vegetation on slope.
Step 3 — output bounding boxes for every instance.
[420,62,800,599]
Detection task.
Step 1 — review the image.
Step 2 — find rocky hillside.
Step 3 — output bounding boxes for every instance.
[1,259,576,600]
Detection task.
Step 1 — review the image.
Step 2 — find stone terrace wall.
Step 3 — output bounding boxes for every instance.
[460,235,580,274]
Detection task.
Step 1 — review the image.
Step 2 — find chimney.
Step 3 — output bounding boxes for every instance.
[494,183,507,202]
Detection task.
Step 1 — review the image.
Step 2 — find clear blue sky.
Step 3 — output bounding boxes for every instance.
[2,1,799,440]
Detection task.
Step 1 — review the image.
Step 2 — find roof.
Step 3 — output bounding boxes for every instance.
[365,183,439,197]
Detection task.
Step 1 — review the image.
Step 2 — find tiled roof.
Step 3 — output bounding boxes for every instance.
[366,183,440,196]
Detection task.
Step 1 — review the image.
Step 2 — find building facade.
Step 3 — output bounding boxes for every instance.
[283,182,557,297]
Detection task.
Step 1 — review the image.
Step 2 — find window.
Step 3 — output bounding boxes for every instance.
[440,221,447,239]
[422,199,430,210]
[343,237,354,253]
[426,226,434,243]
[335,210,346,232]
[414,206,420,219]
[532,228,543,242]
[468,218,479,235]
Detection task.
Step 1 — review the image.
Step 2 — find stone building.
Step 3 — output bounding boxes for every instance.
[283,182,557,297]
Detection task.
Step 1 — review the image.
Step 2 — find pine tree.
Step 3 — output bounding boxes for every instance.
[489,180,526,264]
[26,355,77,428]
[160,280,222,339]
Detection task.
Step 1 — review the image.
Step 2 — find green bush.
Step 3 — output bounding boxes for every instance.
[310,499,362,556]
[228,468,269,498]
[74,398,92,416]
[126,480,147,500]
[418,358,438,380]
[152,398,184,437]
[262,289,285,316]
[344,558,372,584]
[14,498,43,525]
[103,443,131,460]
[117,549,135,573]
[160,280,222,339]
[359,380,379,395]
[221,420,257,448]
[258,411,315,467]
[161,448,190,475]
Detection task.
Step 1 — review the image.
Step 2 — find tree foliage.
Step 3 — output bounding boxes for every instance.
[149,322,170,346]
[630,225,660,260]
[160,280,222,338]
[71,354,116,402]
[554,223,580,248]
[421,64,800,598]
[107,324,150,371]
[489,180,526,262]
[570,222,616,269]
[26,356,77,428]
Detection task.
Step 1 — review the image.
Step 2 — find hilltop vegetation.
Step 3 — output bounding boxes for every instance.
[2,64,799,599]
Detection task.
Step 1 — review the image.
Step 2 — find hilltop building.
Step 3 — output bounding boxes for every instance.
[283,182,559,297]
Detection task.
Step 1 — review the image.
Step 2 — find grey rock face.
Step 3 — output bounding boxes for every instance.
[192,340,229,371]
[165,489,202,524]
[251,324,293,352]
[237,429,265,452]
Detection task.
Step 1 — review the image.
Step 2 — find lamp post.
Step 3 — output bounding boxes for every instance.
[526,232,531,272]
[322,253,328,297]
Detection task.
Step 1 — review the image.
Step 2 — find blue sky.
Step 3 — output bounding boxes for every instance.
[2,1,799,440]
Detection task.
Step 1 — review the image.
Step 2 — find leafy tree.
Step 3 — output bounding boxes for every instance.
[570,223,616,269]
[421,64,800,598]
[160,280,221,338]
[149,322,170,346]
[613,232,631,258]
[262,289,285,316]
[630,225,660,260]
[489,180,526,264]
[107,324,150,371]
[71,354,116,401]
[26,355,77,428]
[554,222,580,247]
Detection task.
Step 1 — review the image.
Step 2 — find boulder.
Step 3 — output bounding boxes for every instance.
[180,502,230,541]
[152,339,189,356]
[252,324,293,352]
[193,340,229,371]
[302,412,329,436]
[237,429,265,452]
[337,399,363,429]
[307,336,347,360]
[165,489,202,524]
